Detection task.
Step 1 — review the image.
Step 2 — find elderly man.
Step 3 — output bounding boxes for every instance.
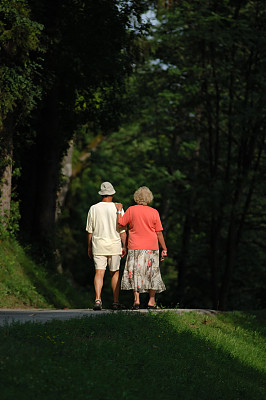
[86,182,127,310]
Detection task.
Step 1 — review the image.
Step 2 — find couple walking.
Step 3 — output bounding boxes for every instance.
[86,182,167,310]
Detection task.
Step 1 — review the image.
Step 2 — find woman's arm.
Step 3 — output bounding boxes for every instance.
[156,231,167,261]
[115,202,124,227]
[115,203,127,255]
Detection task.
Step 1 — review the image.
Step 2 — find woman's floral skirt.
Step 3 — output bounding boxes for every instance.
[121,249,166,293]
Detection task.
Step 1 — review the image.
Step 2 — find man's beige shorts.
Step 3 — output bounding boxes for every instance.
[93,255,121,271]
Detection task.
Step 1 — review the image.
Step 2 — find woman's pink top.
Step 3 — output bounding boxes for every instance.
[118,205,163,250]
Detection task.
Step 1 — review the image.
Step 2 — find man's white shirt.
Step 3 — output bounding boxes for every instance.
[86,202,125,255]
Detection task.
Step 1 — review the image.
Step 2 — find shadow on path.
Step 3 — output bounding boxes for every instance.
[0,308,219,326]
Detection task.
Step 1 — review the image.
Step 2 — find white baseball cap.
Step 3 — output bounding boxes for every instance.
[98,182,116,196]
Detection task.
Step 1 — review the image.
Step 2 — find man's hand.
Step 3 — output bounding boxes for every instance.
[88,247,93,259]
[121,247,127,258]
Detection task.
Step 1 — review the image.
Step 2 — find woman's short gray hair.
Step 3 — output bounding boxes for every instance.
[134,186,153,205]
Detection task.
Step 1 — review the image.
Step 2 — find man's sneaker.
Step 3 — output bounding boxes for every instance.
[111,302,125,310]
[93,299,102,311]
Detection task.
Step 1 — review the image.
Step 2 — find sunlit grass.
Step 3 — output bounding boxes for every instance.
[0,238,94,309]
[0,311,265,400]
[163,311,266,373]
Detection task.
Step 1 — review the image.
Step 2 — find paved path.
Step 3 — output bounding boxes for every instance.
[0,308,219,326]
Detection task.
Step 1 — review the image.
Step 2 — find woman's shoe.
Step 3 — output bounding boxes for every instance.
[147,304,161,310]
[132,303,140,310]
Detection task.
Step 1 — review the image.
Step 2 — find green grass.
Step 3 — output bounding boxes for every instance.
[0,238,93,309]
[0,311,265,400]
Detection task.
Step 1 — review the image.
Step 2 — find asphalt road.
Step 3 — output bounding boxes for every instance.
[0,308,219,326]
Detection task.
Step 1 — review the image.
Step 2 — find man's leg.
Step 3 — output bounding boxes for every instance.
[110,270,120,303]
[94,269,105,300]
[93,256,108,302]
[108,255,122,304]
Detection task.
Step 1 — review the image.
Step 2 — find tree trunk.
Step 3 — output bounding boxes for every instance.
[0,119,13,223]
[55,140,74,221]
[0,154,12,220]
[219,216,237,310]
[175,213,192,306]
[209,215,222,309]
[34,88,61,240]
[19,86,62,248]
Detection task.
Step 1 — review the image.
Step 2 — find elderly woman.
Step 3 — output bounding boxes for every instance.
[115,186,167,309]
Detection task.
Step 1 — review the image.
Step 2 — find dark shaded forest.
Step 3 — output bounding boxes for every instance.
[1,0,266,311]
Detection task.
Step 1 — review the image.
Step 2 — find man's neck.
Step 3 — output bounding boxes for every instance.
[101,196,113,203]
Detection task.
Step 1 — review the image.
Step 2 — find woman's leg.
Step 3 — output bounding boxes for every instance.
[133,290,140,305]
[148,289,156,307]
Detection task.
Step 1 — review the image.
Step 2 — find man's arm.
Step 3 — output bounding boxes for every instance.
[88,233,93,258]
[120,231,127,258]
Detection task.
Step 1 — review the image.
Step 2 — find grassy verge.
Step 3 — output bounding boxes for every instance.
[0,311,265,400]
[0,238,93,309]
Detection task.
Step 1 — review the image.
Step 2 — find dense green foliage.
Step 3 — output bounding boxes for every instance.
[1,1,266,311]
[59,0,266,311]
[0,311,265,399]
[149,0,266,310]
[15,0,149,251]
[0,0,43,124]
[0,0,43,230]
[145,0,266,310]
[0,0,148,240]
